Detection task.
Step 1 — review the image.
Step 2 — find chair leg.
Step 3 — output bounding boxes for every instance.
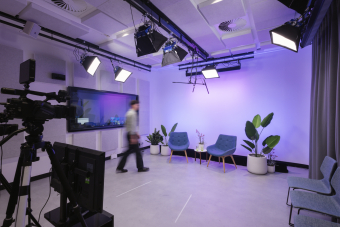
[230,155,237,169]
[207,155,212,167]
[219,157,220,164]
[169,150,173,163]
[195,151,196,161]
[184,150,188,163]
[286,187,291,206]
[289,203,294,226]
[223,156,225,173]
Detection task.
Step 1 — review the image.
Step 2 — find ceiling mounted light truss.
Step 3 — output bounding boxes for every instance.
[125,0,209,60]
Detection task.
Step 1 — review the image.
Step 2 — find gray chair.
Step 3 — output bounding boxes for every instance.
[289,167,340,226]
[207,135,237,173]
[286,156,337,206]
[168,132,190,163]
[295,215,340,227]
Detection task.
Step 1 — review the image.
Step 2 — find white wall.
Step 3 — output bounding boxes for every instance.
[0,24,151,181]
[149,47,312,165]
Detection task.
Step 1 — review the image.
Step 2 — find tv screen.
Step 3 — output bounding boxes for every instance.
[67,87,138,132]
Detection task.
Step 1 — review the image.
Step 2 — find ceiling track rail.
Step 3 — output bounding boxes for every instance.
[0,11,151,72]
[124,0,209,60]
[178,52,254,70]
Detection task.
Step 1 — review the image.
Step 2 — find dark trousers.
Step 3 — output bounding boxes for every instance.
[117,134,144,170]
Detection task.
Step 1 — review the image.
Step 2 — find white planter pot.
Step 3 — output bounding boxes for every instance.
[150,145,160,155]
[247,154,267,174]
[268,165,275,173]
[161,145,171,156]
[198,144,205,151]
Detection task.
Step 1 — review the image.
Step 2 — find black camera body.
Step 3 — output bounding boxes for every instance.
[0,59,76,133]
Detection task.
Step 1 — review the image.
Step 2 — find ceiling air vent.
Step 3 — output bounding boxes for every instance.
[219,18,247,32]
[50,0,87,12]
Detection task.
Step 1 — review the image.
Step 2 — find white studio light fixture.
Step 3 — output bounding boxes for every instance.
[114,66,132,83]
[201,65,219,79]
[270,24,301,52]
[81,56,101,76]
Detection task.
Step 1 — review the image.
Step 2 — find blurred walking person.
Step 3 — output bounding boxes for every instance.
[116,100,149,173]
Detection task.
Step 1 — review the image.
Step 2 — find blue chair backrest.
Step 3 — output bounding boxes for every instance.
[321,156,337,182]
[215,135,237,151]
[331,168,340,198]
[169,132,189,146]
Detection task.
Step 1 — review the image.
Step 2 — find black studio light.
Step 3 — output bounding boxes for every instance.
[81,56,101,76]
[162,39,188,67]
[114,66,132,83]
[270,24,301,52]
[201,65,219,79]
[134,22,167,57]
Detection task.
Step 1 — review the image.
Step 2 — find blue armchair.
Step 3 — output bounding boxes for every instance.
[168,132,190,163]
[207,135,237,172]
[286,156,337,206]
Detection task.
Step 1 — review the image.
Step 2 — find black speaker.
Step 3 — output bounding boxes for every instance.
[278,0,310,15]
[19,59,35,85]
[52,73,66,81]
[162,46,188,67]
[135,26,167,57]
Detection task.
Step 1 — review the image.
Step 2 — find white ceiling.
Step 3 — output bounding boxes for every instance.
[1,0,296,67]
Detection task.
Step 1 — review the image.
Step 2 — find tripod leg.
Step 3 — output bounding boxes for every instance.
[2,156,24,227]
[14,165,32,227]
[44,143,88,227]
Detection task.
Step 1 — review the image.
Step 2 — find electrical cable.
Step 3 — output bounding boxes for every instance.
[38,167,52,223]
[0,122,7,175]
[130,5,136,31]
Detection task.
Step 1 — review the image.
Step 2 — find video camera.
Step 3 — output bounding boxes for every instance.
[0,59,76,131]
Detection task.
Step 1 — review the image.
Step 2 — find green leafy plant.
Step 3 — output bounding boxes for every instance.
[242,113,280,157]
[161,123,178,146]
[146,128,164,145]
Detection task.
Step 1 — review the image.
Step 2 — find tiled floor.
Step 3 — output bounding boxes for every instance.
[0,150,334,227]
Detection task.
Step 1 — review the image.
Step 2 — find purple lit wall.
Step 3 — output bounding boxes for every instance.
[149,47,312,165]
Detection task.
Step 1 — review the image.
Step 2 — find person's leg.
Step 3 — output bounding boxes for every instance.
[134,145,144,169]
[117,134,133,170]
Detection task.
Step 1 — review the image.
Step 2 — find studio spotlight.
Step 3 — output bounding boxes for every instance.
[114,66,132,83]
[270,24,301,52]
[201,65,219,79]
[81,56,101,76]
[162,40,188,67]
[134,22,167,57]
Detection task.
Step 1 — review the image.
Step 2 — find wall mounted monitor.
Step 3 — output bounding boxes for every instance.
[67,86,138,132]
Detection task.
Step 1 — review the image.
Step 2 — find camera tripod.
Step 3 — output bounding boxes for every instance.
[0,122,88,227]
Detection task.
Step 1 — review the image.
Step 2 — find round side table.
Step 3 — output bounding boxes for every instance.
[194,149,208,165]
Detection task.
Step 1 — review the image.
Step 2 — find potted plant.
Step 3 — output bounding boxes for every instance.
[196,129,205,151]
[241,113,280,175]
[160,123,178,156]
[146,128,164,155]
[267,150,278,173]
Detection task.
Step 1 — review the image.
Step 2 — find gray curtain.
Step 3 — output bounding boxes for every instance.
[309,0,340,179]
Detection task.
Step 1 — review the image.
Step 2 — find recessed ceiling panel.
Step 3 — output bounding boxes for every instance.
[136,57,159,65]
[230,44,256,55]
[81,9,127,35]
[97,0,143,27]
[19,2,89,38]
[83,0,108,8]
[198,0,246,25]
[222,29,254,49]
[0,0,27,16]
[100,39,137,60]
[78,28,111,45]
[257,28,271,42]
[251,0,295,30]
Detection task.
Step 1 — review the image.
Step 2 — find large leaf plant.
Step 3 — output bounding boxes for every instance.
[242,113,280,157]
[161,123,178,146]
[146,128,164,145]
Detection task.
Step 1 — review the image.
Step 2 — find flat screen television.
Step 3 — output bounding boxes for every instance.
[67,86,138,132]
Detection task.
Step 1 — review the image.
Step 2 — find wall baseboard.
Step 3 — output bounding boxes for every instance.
[117,146,150,157]
[171,149,309,170]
